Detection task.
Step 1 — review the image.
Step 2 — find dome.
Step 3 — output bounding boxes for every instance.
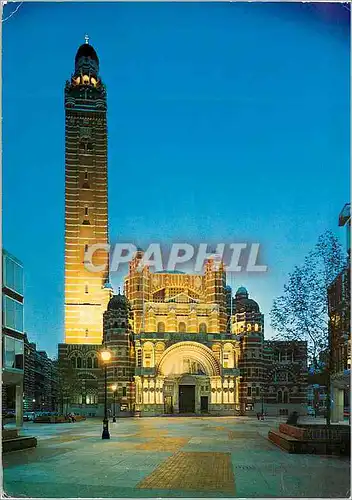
[235,286,248,298]
[107,293,129,311]
[75,43,99,65]
[233,287,260,313]
[233,298,260,313]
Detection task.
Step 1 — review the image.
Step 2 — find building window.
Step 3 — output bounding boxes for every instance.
[87,357,92,369]
[178,322,186,333]
[122,367,126,376]
[277,390,282,403]
[93,357,98,368]
[247,386,252,397]
[3,296,24,333]
[85,284,88,294]
[145,353,151,368]
[85,329,89,337]
[199,323,207,333]
[3,252,24,295]
[137,349,142,367]
[77,357,82,369]
[84,244,88,253]
[85,170,88,180]
[256,387,260,397]
[3,336,23,370]
[85,207,88,216]
[157,322,165,333]
[283,391,289,404]
[122,387,127,397]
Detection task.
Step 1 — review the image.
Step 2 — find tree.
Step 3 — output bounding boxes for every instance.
[270,231,345,424]
[271,231,345,364]
[56,358,80,415]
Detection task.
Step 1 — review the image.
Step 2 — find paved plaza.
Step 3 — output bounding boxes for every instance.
[3,417,350,498]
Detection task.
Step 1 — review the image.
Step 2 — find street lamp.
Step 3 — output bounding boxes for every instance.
[100,349,111,439]
[111,384,117,423]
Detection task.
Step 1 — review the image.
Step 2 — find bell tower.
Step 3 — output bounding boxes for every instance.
[64,37,110,344]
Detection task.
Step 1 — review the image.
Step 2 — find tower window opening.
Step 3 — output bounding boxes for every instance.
[178,322,186,333]
[157,322,165,333]
[85,284,88,294]
[85,170,88,180]
[85,207,88,216]
[85,329,89,337]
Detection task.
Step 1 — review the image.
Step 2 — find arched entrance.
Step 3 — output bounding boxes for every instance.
[157,342,220,414]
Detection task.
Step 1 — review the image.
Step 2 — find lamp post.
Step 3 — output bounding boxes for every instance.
[111,384,117,422]
[100,349,111,439]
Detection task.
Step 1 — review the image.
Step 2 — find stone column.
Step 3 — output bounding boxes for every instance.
[15,383,23,428]
[331,384,344,423]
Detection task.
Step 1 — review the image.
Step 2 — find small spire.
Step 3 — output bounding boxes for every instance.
[84,34,89,44]
[118,286,121,295]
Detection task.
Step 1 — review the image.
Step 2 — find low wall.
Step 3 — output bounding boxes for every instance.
[34,415,86,423]
[269,423,350,455]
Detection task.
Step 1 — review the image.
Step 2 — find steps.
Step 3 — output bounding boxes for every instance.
[2,428,37,453]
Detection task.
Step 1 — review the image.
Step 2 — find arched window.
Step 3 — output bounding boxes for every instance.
[178,322,186,333]
[87,357,92,369]
[93,357,98,369]
[199,323,207,333]
[283,391,289,404]
[143,343,154,368]
[157,322,165,333]
[77,357,82,369]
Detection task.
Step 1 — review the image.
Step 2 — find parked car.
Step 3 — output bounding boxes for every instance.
[23,412,36,421]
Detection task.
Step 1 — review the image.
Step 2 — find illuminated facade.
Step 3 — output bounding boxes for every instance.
[59,41,307,417]
[64,38,110,345]
[124,253,258,415]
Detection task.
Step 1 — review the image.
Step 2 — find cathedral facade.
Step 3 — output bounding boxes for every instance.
[58,41,307,417]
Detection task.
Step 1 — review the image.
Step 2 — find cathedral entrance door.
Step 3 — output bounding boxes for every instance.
[164,396,173,414]
[201,396,208,412]
[179,385,195,413]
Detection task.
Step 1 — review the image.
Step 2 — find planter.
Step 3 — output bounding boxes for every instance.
[269,423,350,456]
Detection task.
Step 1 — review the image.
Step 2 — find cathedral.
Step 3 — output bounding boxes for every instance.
[58,40,308,417]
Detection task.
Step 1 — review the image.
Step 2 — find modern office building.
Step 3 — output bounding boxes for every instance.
[2,249,24,426]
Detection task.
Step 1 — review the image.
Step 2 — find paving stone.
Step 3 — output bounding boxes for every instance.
[137,451,235,494]
[3,416,350,498]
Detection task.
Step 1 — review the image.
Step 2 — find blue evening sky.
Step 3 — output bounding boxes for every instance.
[2,2,350,358]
